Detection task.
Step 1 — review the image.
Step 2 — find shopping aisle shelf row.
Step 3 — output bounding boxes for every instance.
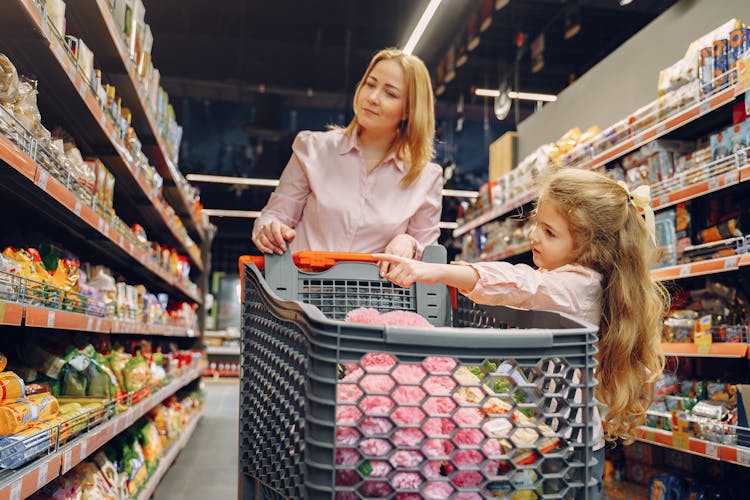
[0,131,201,304]
[136,409,204,500]
[63,0,206,243]
[0,299,196,337]
[0,0,203,268]
[635,427,750,469]
[453,78,748,238]
[0,368,202,500]
[205,346,240,356]
[660,342,749,359]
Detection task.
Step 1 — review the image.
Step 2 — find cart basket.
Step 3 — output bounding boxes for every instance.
[240,248,599,499]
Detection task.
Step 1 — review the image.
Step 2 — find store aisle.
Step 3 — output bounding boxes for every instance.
[153,379,239,500]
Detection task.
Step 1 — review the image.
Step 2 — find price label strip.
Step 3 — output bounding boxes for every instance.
[37,461,48,489]
[9,480,21,500]
[705,441,719,459]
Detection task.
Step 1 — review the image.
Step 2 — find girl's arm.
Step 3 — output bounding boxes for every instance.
[372,254,480,291]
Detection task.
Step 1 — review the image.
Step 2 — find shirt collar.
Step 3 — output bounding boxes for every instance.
[338,126,406,172]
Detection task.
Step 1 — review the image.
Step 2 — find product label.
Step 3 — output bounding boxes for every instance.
[62,450,72,474]
[37,462,47,489]
[0,302,5,324]
[47,310,55,328]
[80,439,87,459]
[37,170,48,190]
[705,442,719,459]
[700,100,712,115]
[9,480,21,500]
[74,199,82,217]
[737,447,750,465]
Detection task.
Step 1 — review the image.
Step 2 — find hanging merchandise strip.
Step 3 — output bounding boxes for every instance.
[0,0,203,270]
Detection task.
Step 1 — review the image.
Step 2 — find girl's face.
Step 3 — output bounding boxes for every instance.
[355,59,407,136]
[529,197,577,271]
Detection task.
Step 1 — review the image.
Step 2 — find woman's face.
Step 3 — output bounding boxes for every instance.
[355,59,408,136]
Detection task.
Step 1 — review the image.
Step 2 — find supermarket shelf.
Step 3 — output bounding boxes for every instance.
[574,83,740,172]
[0,0,203,270]
[0,126,201,304]
[478,242,533,262]
[204,329,240,339]
[0,368,202,499]
[651,255,740,282]
[635,427,750,468]
[136,409,204,500]
[0,301,24,326]
[661,342,748,358]
[206,345,240,356]
[651,155,748,211]
[64,0,207,244]
[453,191,536,238]
[202,369,240,378]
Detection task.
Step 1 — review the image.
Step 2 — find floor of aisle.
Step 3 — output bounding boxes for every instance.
[153,378,239,500]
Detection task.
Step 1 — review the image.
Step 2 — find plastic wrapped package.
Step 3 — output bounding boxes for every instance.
[0,425,54,469]
[12,78,41,134]
[0,54,19,105]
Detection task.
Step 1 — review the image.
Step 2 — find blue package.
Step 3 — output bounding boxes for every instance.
[713,39,729,90]
[728,28,747,77]
[0,427,52,469]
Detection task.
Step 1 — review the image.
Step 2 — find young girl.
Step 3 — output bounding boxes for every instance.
[374,168,669,496]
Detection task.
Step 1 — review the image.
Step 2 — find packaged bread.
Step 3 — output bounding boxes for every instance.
[27,393,59,423]
[0,399,37,435]
[0,371,26,403]
[0,353,6,372]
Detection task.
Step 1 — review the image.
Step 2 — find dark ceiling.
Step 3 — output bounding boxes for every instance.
[141,0,678,267]
[144,0,678,114]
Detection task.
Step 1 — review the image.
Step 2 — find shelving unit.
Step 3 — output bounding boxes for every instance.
[0,1,208,497]
[0,368,201,498]
[635,427,750,468]
[63,0,207,244]
[0,0,204,272]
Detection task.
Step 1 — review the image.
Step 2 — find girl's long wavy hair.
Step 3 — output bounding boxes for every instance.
[540,168,669,443]
[343,48,435,187]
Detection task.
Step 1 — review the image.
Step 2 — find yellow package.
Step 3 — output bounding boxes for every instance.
[28,393,59,423]
[0,371,25,403]
[0,399,37,435]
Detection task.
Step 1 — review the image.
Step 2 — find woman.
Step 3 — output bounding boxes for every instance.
[252,48,443,273]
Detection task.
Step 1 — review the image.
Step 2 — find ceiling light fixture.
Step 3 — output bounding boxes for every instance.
[402,0,443,55]
[619,0,633,5]
[186,174,280,187]
[202,209,262,218]
[474,88,557,102]
[188,174,476,198]
[442,188,479,199]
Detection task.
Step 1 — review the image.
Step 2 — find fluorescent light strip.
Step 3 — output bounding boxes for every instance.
[442,189,479,199]
[188,174,476,198]
[186,174,279,187]
[402,0,443,55]
[202,209,262,218]
[474,88,557,102]
[509,91,557,102]
[203,208,459,230]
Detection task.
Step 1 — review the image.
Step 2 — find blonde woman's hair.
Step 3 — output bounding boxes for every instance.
[539,168,669,443]
[344,48,435,187]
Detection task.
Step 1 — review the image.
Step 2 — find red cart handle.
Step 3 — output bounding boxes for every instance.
[239,251,378,273]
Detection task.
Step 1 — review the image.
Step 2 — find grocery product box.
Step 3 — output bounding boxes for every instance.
[488,131,517,181]
[47,0,66,38]
[66,37,94,85]
[93,160,115,212]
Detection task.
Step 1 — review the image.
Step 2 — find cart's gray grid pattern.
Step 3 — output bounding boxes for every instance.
[300,279,415,321]
[240,286,307,499]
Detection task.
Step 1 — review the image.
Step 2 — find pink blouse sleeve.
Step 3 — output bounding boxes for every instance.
[407,164,443,258]
[461,261,596,315]
[252,132,313,238]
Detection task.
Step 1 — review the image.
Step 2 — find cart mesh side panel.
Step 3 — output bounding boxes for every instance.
[300,279,415,321]
[241,261,598,500]
[240,279,308,499]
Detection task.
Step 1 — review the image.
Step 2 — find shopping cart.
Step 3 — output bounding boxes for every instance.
[239,248,599,499]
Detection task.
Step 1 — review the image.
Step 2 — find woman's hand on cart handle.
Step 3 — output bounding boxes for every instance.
[380,234,419,275]
[253,220,297,255]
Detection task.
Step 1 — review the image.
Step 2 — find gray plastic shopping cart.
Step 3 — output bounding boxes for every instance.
[239,247,599,499]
